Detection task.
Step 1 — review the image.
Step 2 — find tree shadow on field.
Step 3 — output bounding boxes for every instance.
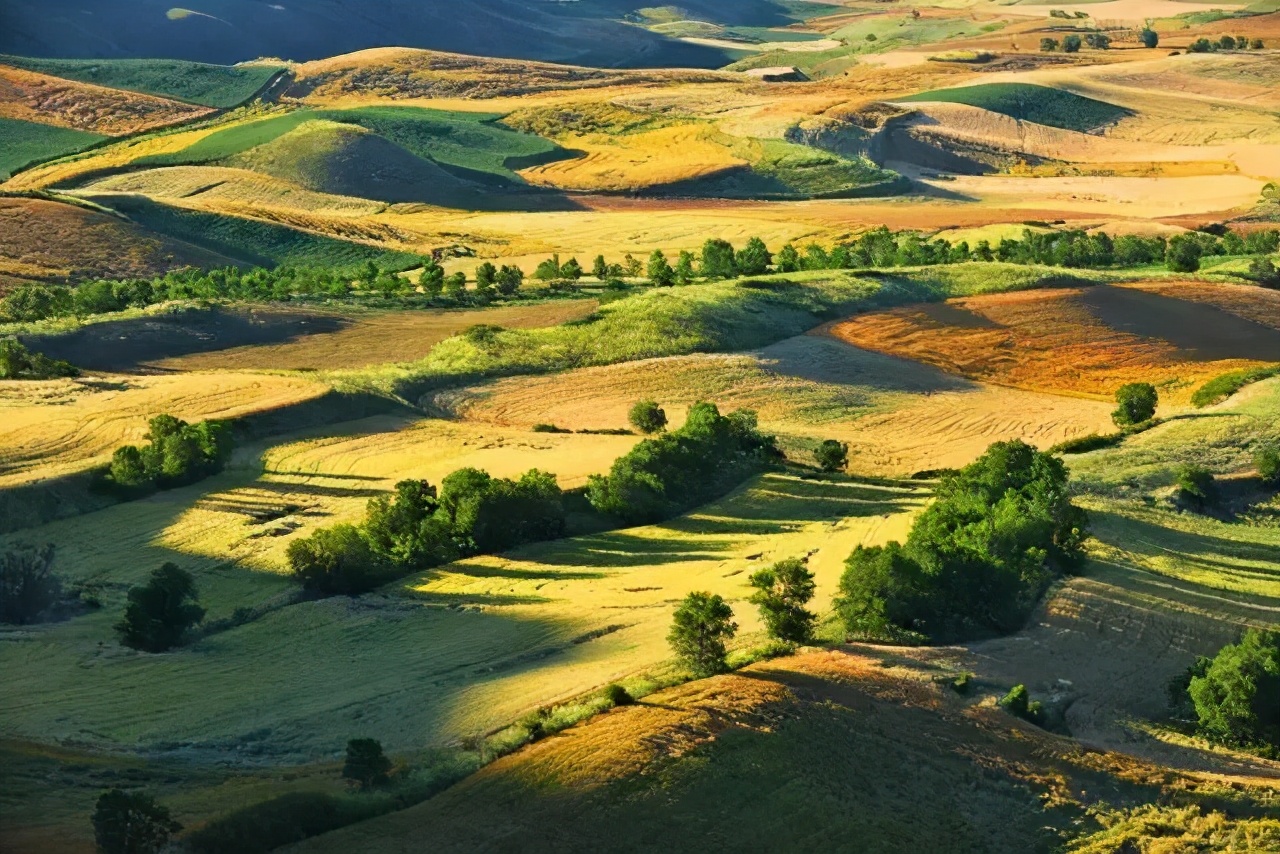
[526,530,736,569]
[431,558,607,582]
[758,334,977,395]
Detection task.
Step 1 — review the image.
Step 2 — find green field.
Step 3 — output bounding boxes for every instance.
[135,106,568,185]
[0,117,107,178]
[94,195,420,272]
[897,83,1133,132]
[662,137,901,200]
[0,56,283,108]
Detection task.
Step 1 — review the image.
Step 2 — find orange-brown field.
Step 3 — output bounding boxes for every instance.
[0,65,213,135]
[829,282,1280,404]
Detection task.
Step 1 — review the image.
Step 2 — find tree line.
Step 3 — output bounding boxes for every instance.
[5,225,1276,326]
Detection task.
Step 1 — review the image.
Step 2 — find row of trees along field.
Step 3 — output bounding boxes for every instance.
[2,226,1277,326]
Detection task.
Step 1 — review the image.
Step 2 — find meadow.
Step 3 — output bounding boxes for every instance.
[0,56,284,108]
[0,118,106,178]
[898,83,1135,133]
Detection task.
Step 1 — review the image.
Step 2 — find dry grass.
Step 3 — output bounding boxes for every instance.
[0,64,212,135]
[829,283,1280,405]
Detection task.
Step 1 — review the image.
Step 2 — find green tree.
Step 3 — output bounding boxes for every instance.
[1139,28,1158,47]
[418,258,445,296]
[287,524,385,596]
[814,439,849,473]
[443,271,467,299]
[363,480,456,568]
[1176,464,1216,510]
[1189,629,1280,749]
[998,684,1044,725]
[1063,34,1082,52]
[1218,35,1236,49]
[534,255,561,282]
[1085,32,1111,49]
[92,789,181,854]
[1040,37,1059,52]
[1166,234,1204,272]
[629,400,668,434]
[775,243,801,273]
[560,257,584,281]
[749,558,816,643]
[668,591,737,677]
[495,264,525,296]
[592,255,609,279]
[0,339,77,380]
[623,253,644,278]
[700,239,737,279]
[109,445,149,487]
[674,250,696,284]
[1112,382,1158,427]
[115,563,206,652]
[343,738,393,789]
[647,250,675,287]
[0,543,60,625]
[474,262,497,290]
[1256,444,1280,485]
[736,237,772,275]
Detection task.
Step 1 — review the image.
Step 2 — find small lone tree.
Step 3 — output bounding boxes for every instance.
[749,558,816,643]
[418,258,445,296]
[115,563,205,652]
[700,238,738,280]
[592,255,609,280]
[623,253,644,278]
[92,789,181,854]
[736,237,772,276]
[1112,382,1157,427]
[628,400,668,434]
[1040,37,1059,52]
[1256,444,1280,485]
[668,591,737,677]
[674,250,696,284]
[0,543,61,625]
[1189,629,1280,749]
[1062,34,1082,52]
[495,264,524,296]
[1140,28,1159,48]
[814,439,849,473]
[474,262,497,291]
[647,250,675,287]
[343,738,392,789]
[1177,464,1216,510]
[998,684,1044,725]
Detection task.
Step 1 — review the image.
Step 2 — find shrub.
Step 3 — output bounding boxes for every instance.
[1140,28,1158,48]
[735,237,772,276]
[749,558,816,643]
[1063,34,1082,52]
[0,339,78,380]
[699,238,737,280]
[951,672,973,695]
[531,423,569,433]
[495,264,524,296]
[668,591,737,677]
[775,243,800,273]
[647,250,675,287]
[1112,382,1157,427]
[287,524,387,596]
[1218,35,1236,50]
[1256,444,1280,485]
[999,684,1045,725]
[343,738,392,789]
[1176,464,1215,510]
[1085,32,1111,49]
[438,467,565,555]
[1048,432,1123,455]
[1189,629,1280,749]
[1191,366,1280,407]
[0,543,61,625]
[1040,37,1059,52]
[602,682,634,707]
[835,441,1088,642]
[108,414,234,490]
[560,257,584,281]
[629,400,668,434]
[363,479,457,569]
[588,403,779,524]
[115,563,205,652]
[474,262,497,290]
[1189,37,1214,53]
[92,789,182,854]
[814,439,849,473]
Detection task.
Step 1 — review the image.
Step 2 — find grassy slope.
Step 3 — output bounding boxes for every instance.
[898,83,1133,133]
[344,264,1115,403]
[0,56,282,108]
[0,117,106,178]
[95,195,420,272]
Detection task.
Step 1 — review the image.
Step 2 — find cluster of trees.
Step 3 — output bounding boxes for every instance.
[1170,629,1280,752]
[0,544,61,625]
[1040,32,1115,52]
[115,563,206,652]
[108,414,234,491]
[1190,35,1266,52]
[0,339,77,380]
[667,557,817,676]
[288,469,565,595]
[587,402,781,525]
[835,440,1088,642]
[92,789,183,854]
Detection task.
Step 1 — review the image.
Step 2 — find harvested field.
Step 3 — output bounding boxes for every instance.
[0,372,329,488]
[0,196,238,288]
[829,283,1280,404]
[0,64,212,135]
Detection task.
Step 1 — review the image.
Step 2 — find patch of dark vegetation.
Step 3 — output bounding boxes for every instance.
[1168,629,1280,757]
[115,563,206,653]
[1191,364,1280,408]
[1049,433,1125,455]
[0,337,77,379]
[898,83,1133,132]
[836,440,1087,643]
[106,414,234,494]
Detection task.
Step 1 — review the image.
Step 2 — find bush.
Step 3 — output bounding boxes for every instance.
[700,238,738,280]
[0,543,61,625]
[669,591,736,677]
[362,479,458,569]
[1176,464,1215,510]
[1112,382,1157,427]
[1189,37,1214,53]
[748,558,816,643]
[735,237,772,276]
[647,250,675,287]
[1040,37,1059,52]
[343,738,392,789]
[1189,629,1280,749]
[1085,32,1111,49]
[1256,444,1280,485]
[287,524,387,596]
[1140,28,1158,48]
[115,563,206,652]
[999,684,1045,725]
[1062,34,1082,52]
[602,682,634,707]
[0,338,78,380]
[835,441,1088,642]
[588,403,779,524]
[628,400,668,434]
[814,439,849,473]
[951,672,973,694]
[92,789,182,854]
[1048,432,1123,455]
[438,467,565,555]
[1191,365,1280,407]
